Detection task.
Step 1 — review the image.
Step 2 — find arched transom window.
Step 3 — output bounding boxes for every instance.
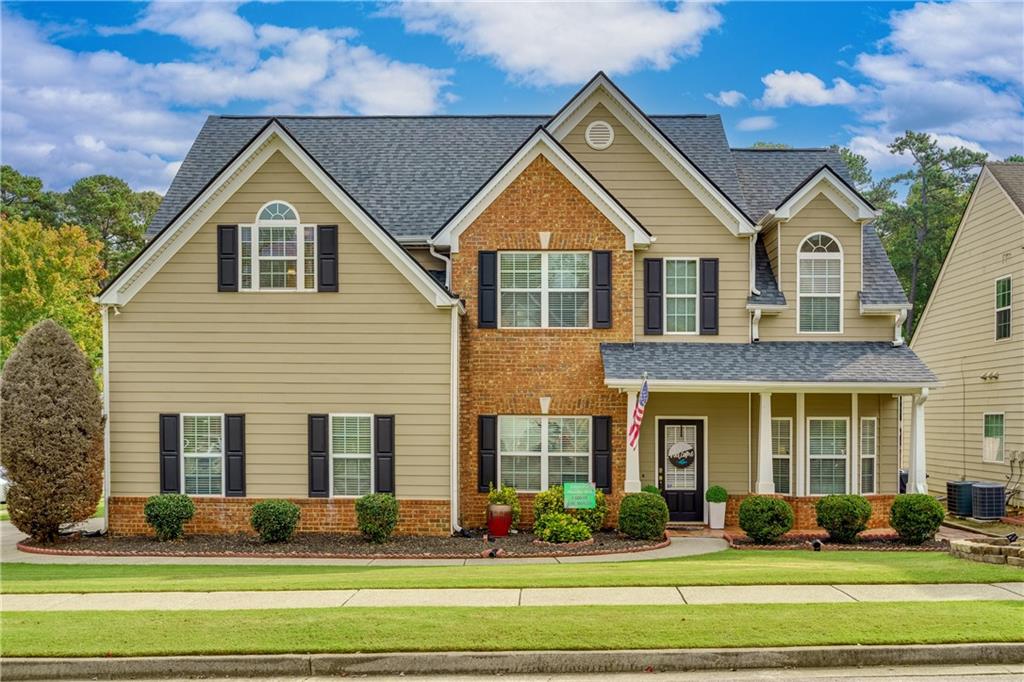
[240,201,315,290]
[798,233,842,333]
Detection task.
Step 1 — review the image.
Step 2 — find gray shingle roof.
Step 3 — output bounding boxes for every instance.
[987,162,1024,215]
[748,236,785,306]
[732,148,853,220]
[601,341,936,385]
[860,225,909,306]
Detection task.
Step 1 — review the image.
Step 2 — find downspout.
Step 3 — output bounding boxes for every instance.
[449,304,462,534]
[893,309,908,347]
[748,234,761,297]
[750,308,762,343]
[100,305,113,534]
[429,243,452,290]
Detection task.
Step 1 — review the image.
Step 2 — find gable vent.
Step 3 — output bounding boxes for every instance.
[585,120,615,150]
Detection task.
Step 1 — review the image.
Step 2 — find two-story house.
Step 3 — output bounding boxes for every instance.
[97,74,936,536]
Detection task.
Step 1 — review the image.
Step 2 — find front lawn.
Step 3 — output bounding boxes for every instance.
[3,550,1019,594]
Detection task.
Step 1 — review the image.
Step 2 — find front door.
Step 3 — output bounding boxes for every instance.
[659,419,704,522]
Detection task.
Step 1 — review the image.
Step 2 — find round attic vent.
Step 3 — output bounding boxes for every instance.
[585,120,614,150]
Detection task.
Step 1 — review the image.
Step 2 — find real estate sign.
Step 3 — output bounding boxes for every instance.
[563,482,596,509]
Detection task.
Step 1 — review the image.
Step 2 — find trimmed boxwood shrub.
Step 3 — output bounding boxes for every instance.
[815,494,872,543]
[617,492,669,540]
[738,496,793,544]
[533,512,592,543]
[705,485,728,504]
[890,494,945,545]
[144,494,195,542]
[532,484,608,531]
[641,484,661,496]
[250,499,301,543]
[355,493,399,543]
[487,484,521,527]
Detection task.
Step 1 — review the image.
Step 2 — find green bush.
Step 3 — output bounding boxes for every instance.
[531,485,608,531]
[617,492,669,540]
[533,512,592,543]
[738,496,793,544]
[815,494,872,543]
[705,485,728,504]
[641,484,661,495]
[143,494,195,542]
[532,485,564,519]
[573,489,608,532]
[890,494,945,545]
[355,493,399,543]
[250,499,301,543]
[487,484,521,527]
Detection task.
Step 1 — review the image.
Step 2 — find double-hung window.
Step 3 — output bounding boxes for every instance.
[331,415,373,496]
[498,252,590,328]
[771,418,792,494]
[996,277,1012,340]
[808,417,848,494]
[798,234,842,333]
[983,413,1005,463]
[182,414,224,495]
[860,417,877,494]
[498,416,591,492]
[240,201,316,291]
[665,258,698,334]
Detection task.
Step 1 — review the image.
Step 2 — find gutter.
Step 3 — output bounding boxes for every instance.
[429,243,452,290]
[100,305,113,534]
[448,306,462,534]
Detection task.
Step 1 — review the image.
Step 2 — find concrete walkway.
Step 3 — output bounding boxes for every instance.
[3,582,1022,612]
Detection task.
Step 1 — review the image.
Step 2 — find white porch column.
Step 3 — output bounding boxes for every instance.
[908,388,929,494]
[850,393,859,494]
[624,390,642,493]
[755,392,775,494]
[795,393,806,496]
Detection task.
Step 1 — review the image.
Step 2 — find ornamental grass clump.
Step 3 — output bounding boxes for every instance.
[144,494,195,541]
[738,496,794,544]
[617,492,669,540]
[355,493,399,543]
[250,499,301,543]
[533,512,591,543]
[890,494,945,545]
[532,484,608,531]
[815,494,872,543]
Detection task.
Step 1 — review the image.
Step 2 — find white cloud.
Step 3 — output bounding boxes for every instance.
[736,116,776,132]
[387,1,722,86]
[758,70,860,107]
[706,90,746,107]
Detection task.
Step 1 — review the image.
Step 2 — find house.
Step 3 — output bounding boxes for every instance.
[97,74,936,536]
[904,162,1023,504]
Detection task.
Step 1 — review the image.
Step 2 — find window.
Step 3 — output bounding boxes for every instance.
[798,234,842,333]
[808,418,848,495]
[331,415,373,496]
[983,413,1005,463]
[240,201,316,291]
[182,414,223,495]
[498,416,590,492]
[996,277,1012,340]
[771,418,792,494]
[498,252,590,328]
[860,417,877,494]
[665,259,698,334]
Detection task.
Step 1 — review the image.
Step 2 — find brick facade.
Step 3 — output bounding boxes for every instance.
[724,494,898,530]
[452,155,633,529]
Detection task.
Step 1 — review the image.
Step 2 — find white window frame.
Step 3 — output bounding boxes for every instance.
[180,413,225,497]
[807,416,850,496]
[664,257,700,335]
[995,275,1012,341]
[497,252,591,329]
[797,232,844,335]
[496,415,592,492]
[240,200,317,292]
[771,417,792,495]
[329,413,374,498]
[859,416,877,494]
[982,412,1006,464]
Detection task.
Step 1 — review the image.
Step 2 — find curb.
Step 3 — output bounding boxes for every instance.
[4,643,1023,680]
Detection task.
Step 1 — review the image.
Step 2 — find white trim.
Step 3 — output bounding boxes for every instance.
[607,379,936,393]
[430,129,650,253]
[180,413,226,497]
[328,413,375,498]
[449,306,461,532]
[496,415,593,493]
[795,393,806,496]
[850,394,859,494]
[995,275,1012,342]
[982,412,1006,464]
[496,251,592,329]
[859,416,878,494]
[771,417,793,495]
[663,257,700,335]
[796,232,844,335]
[653,416,709,523]
[240,217,318,292]
[101,305,111,532]
[770,169,879,223]
[806,416,850,497]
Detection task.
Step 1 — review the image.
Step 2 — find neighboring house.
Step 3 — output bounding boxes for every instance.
[98,74,935,536]
[904,163,1024,504]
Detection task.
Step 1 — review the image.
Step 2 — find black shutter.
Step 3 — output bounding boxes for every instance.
[478,415,497,492]
[478,251,497,328]
[374,415,395,494]
[700,258,719,335]
[224,414,245,497]
[159,414,181,494]
[592,416,612,493]
[592,251,612,329]
[317,225,339,292]
[217,225,238,292]
[643,258,663,335]
[308,414,329,498]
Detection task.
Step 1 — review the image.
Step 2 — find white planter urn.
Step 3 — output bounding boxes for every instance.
[708,502,726,530]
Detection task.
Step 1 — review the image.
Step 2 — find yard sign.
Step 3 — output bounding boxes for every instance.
[563,482,597,509]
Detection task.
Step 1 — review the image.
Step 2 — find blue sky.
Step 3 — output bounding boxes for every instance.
[2,1,1021,192]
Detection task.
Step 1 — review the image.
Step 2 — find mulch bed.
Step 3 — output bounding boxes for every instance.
[18,530,668,559]
[723,530,947,552]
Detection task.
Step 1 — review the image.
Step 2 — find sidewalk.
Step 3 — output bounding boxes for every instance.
[3,582,1022,611]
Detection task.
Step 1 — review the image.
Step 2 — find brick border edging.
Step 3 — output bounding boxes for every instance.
[721,531,947,552]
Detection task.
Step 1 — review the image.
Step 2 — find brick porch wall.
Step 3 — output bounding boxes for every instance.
[724,494,897,530]
[108,496,451,537]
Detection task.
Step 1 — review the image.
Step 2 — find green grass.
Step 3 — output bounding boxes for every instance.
[3,550,1019,594]
[0,499,103,522]
[2,602,1020,657]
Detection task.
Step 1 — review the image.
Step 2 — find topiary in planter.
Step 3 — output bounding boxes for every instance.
[705,485,728,504]
[532,484,608,531]
[250,499,301,543]
[355,493,399,543]
[144,494,196,541]
[815,494,872,543]
[738,496,793,544]
[533,512,592,543]
[890,494,945,545]
[617,492,669,540]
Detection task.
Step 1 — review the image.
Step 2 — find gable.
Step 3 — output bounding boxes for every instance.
[771,168,877,223]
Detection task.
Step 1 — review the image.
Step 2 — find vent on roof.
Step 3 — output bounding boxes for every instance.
[585,121,614,150]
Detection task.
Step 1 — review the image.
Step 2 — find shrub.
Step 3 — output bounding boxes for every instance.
[815,495,872,543]
[0,320,104,542]
[533,512,591,543]
[533,485,564,520]
[617,492,669,540]
[532,484,608,531]
[355,493,399,543]
[573,489,608,532]
[738,496,793,544]
[890,494,945,545]
[641,484,661,495]
[705,485,728,504]
[143,494,195,541]
[250,499,301,543]
[487,484,521,527]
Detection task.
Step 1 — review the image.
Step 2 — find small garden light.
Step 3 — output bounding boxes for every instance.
[811,539,822,552]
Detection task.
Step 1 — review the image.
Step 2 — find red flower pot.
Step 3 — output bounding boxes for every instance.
[487,504,513,537]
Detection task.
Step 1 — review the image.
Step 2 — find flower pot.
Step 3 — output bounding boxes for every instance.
[487,504,513,537]
[709,501,726,530]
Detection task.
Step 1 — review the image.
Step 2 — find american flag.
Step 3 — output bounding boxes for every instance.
[627,376,649,448]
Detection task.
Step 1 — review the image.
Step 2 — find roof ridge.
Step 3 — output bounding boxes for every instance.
[731,147,833,152]
[216,114,553,120]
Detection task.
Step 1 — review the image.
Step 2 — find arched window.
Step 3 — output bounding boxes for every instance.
[798,233,842,333]
[240,201,315,290]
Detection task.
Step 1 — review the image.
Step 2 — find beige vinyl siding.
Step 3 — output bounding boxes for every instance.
[108,151,452,499]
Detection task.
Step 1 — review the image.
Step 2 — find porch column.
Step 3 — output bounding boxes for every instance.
[795,393,806,496]
[624,390,641,493]
[850,393,859,494]
[755,392,775,494]
[908,388,929,494]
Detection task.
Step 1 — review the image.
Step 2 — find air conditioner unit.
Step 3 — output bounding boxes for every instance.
[947,480,977,517]
[971,483,1006,521]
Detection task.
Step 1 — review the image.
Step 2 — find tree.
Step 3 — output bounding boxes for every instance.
[0,217,106,368]
[0,320,104,542]
[64,175,153,277]
[751,141,792,149]
[831,146,898,209]
[1004,155,1024,163]
[0,165,63,225]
